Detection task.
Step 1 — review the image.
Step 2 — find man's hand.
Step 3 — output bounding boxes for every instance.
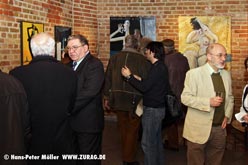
[210,96,223,107]
[103,99,110,111]
[121,66,131,78]
[242,114,248,123]
[221,117,228,129]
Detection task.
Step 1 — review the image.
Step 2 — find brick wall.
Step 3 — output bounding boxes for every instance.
[97,0,248,113]
[0,0,73,72]
[0,0,247,113]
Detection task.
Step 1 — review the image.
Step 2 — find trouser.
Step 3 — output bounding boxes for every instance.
[187,126,226,165]
[116,110,141,162]
[166,122,179,149]
[75,132,102,165]
[142,106,165,165]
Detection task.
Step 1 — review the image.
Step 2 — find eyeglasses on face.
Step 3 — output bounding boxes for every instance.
[66,45,84,51]
[210,53,227,59]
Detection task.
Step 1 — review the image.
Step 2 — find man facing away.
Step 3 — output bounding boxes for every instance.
[103,35,151,165]
[66,34,105,165]
[181,43,234,165]
[10,32,77,165]
[162,39,190,150]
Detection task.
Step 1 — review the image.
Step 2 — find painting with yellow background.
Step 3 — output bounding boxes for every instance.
[21,22,44,65]
[178,16,231,70]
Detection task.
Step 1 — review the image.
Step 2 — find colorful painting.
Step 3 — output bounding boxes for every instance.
[178,16,231,69]
[20,21,44,65]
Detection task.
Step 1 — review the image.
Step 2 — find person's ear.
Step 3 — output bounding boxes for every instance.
[206,53,212,61]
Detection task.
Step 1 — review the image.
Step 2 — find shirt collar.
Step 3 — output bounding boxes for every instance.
[74,51,89,70]
[206,63,223,75]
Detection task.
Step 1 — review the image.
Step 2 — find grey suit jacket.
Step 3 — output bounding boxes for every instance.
[181,63,234,144]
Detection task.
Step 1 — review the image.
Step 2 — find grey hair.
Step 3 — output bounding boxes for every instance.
[30,32,55,57]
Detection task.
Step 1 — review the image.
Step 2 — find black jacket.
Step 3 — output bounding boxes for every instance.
[0,71,29,165]
[10,56,77,157]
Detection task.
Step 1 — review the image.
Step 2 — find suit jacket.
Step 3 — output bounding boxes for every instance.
[10,56,77,156]
[70,53,105,133]
[181,63,234,144]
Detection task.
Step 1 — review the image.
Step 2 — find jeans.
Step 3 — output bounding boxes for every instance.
[141,106,165,165]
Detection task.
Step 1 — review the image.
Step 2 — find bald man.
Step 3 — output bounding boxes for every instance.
[10,32,77,165]
[181,43,234,165]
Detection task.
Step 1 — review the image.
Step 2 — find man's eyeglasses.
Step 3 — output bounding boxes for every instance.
[210,53,227,59]
[66,45,84,51]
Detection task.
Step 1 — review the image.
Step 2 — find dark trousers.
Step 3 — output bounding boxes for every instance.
[116,110,141,162]
[166,122,179,149]
[75,132,102,165]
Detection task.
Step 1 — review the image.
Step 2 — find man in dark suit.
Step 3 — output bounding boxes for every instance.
[10,32,77,165]
[67,34,105,165]
[162,39,190,151]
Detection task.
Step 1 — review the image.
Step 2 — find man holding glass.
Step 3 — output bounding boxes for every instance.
[181,43,234,165]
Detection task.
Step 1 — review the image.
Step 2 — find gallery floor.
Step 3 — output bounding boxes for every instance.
[101,116,248,165]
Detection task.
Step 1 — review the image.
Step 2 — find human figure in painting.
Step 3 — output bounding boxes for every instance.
[134,28,143,47]
[110,20,130,55]
[184,17,218,69]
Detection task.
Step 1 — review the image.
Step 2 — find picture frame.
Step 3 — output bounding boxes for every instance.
[110,16,156,57]
[54,26,72,61]
[178,16,231,69]
[20,21,44,65]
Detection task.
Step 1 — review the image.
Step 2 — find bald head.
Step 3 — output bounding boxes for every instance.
[206,43,226,56]
[30,32,55,57]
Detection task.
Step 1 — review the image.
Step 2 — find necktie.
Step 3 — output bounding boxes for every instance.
[72,61,77,70]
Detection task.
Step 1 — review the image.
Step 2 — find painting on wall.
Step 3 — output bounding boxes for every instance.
[178,16,231,70]
[110,16,156,56]
[54,26,72,61]
[20,21,44,65]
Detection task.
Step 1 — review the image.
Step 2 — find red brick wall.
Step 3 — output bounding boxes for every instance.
[72,0,97,55]
[0,0,247,113]
[0,0,73,72]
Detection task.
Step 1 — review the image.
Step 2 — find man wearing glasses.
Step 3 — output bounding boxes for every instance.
[67,34,105,165]
[181,43,234,165]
